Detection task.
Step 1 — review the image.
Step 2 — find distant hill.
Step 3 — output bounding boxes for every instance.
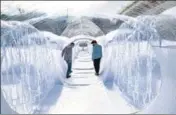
[1,11,46,21]
[32,16,69,36]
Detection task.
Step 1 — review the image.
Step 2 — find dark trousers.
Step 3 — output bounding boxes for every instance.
[93,58,101,74]
[66,61,72,78]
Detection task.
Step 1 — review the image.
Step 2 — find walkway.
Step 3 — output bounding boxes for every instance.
[37,51,138,114]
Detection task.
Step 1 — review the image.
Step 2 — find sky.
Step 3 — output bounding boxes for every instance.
[1,1,133,16]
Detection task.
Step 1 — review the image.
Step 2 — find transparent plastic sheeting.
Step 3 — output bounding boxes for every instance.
[1,21,68,113]
[100,15,176,110]
[1,14,176,114]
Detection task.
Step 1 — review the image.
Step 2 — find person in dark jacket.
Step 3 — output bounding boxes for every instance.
[91,40,102,76]
[61,42,75,78]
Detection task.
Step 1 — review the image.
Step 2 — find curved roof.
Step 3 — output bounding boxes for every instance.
[61,17,104,38]
[63,35,95,47]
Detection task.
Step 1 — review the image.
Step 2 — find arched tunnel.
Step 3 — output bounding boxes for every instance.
[1,1,176,114]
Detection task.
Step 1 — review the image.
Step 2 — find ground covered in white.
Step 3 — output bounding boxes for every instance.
[33,51,138,114]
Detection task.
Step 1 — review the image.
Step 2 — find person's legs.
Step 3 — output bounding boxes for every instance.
[94,59,100,75]
[96,58,101,75]
[66,62,72,78]
[93,59,98,74]
[70,62,72,74]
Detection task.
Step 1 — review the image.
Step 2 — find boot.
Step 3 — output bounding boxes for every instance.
[66,75,71,78]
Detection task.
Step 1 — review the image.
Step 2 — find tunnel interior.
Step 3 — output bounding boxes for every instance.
[1,2,176,114]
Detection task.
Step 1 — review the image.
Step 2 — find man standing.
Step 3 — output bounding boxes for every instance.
[62,42,75,78]
[91,40,102,76]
